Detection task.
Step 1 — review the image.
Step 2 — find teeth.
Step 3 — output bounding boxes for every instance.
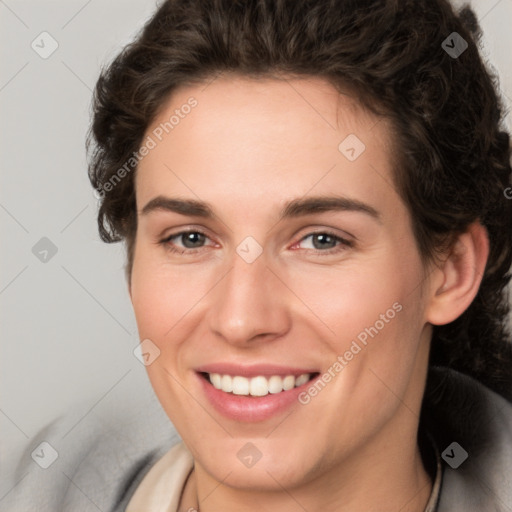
[283,375,295,391]
[295,373,310,387]
[232,376,250,395]
[208,373,312,396]
[210,373,222,389]
[221,374,233,392]
[268,375,283,394]
[250,376,269,397]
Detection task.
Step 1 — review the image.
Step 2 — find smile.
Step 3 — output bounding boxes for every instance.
[195,365,320,422]
[206,372,313,396]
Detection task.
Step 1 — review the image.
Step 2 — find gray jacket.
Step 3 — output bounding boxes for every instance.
[3,367,512,511]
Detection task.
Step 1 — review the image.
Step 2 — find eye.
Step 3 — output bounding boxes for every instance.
[292,231,353,254]
[158,229,353,256]
[159,230,215,254]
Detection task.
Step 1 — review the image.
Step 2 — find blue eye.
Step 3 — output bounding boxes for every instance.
[159,230,353,255]
[295,232,353,254]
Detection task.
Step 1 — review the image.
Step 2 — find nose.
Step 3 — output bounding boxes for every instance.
[207,250,291,346]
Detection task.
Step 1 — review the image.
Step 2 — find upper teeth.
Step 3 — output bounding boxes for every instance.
[208,373,311,396]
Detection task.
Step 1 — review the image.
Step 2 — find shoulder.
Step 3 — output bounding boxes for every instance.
[3,393,179,512]
[423,367,512,511]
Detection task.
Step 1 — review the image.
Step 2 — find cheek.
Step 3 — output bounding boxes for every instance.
[289,261,426,437]
[130,250,207,427]
[289,253,419,341]
[130,247,212,340]
[287,247,427,389]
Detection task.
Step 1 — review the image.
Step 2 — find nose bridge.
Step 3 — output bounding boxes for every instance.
[208,249,288,344]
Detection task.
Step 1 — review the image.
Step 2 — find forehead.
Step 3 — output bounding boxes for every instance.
[148,74,386,147]
[135,75,398,216]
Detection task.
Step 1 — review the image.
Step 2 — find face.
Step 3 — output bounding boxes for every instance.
[130,75,433,491]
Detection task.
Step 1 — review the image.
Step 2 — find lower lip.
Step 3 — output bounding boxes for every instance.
[196,373,315,422]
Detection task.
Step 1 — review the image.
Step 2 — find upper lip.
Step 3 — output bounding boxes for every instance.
[195,363,319,378]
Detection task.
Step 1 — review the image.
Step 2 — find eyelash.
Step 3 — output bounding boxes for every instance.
[158,229,354,256]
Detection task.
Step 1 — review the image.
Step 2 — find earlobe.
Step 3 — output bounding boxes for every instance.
[426,222,489,326]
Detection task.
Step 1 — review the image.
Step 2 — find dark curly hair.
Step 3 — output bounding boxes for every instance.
[87,0,512,399]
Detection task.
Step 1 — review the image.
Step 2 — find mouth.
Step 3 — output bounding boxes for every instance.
[199,371,318,396]
[194,365,320,422]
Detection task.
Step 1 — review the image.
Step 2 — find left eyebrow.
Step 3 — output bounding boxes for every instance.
[279,196,381,223]
[139,194,381,223]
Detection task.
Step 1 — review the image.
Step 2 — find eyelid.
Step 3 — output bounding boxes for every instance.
[160,227,216,247]
[159,226,355,255]
[290,229,354,253]
[159,224,213,240]
[291,225,355,245]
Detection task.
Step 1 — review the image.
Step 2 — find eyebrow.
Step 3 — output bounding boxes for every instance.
[140,195,381,222]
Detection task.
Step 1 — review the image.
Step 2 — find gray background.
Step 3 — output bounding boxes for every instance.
[1,0,511,499]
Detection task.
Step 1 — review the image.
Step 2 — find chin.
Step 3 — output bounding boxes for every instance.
[195,438,314,490]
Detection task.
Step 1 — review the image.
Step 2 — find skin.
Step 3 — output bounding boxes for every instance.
[128,75,489,512]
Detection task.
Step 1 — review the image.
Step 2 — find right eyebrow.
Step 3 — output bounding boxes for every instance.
[139,194,381,224]
[140,196,214,218]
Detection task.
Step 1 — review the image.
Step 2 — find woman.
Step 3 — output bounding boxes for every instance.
[9,0,512,510]
[91,0,512,510]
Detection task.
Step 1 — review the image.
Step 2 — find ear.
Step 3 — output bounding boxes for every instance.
[425,221,489,326]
